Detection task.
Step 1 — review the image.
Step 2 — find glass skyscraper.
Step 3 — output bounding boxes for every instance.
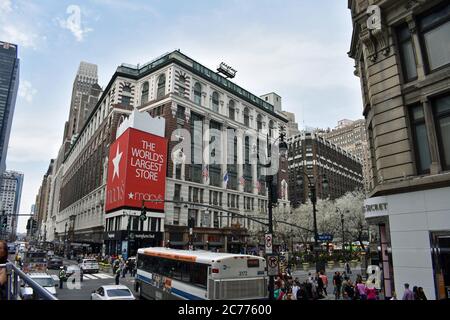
[0,41,19,175]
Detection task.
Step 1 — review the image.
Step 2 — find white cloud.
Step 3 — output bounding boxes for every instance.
[58,5,93,42]
[18,81,37,103]
[0,0,12,13]
[7,122,60,163]
[1,24,37,48]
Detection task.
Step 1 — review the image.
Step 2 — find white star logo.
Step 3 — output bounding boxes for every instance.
[128,193,134,199]
[112,144,123,181]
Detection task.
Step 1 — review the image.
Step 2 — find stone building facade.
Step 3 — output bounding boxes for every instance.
[349,0,450,299]
[320,119,371,193]
[287,131,364,207]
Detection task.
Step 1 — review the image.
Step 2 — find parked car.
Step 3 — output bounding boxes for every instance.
[47,258,63,270]
[91,285,136,300]
[79,259,99,273]
[20,273,57,300]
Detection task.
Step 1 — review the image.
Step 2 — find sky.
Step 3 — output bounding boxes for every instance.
[0,0,363,233]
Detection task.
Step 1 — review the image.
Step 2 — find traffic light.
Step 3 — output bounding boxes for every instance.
[33,220,38,230]
[139,207,147,222]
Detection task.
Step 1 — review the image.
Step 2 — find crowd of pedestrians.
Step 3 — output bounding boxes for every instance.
[272,268,385,300]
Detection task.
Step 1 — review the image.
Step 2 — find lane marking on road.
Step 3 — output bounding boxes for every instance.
[94,273,113,279]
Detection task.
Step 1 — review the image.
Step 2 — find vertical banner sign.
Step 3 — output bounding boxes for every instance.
[105,128,168,212]
[265,234,273,254]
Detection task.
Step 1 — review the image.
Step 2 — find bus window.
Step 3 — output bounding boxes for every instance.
[191,264,208,288]
[181,263,191,283]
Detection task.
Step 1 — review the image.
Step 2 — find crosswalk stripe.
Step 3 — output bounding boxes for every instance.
[83,274,97,279]
[51,275,59,281]
[94,273,113,279]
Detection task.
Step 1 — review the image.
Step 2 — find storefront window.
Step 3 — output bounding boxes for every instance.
[431,232,450,299]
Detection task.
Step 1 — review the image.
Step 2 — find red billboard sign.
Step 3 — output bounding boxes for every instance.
[105,127,168,213]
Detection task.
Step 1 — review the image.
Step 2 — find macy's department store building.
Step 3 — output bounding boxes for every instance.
[364,185,450,300]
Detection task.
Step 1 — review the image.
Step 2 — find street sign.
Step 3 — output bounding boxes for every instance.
[265,234,273,254]
[318,233,333,242]
[267,254,279,276]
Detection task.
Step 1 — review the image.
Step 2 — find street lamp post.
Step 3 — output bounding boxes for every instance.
[336,208,349,263]
[299,173,328,272]
[264,131,288,300]
[64,222,68,258]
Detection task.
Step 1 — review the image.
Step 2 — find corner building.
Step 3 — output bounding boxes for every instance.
[349,0,450,299]
[56,50,289,257]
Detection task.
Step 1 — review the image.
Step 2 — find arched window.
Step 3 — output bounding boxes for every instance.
[257,114,263,132]
[193,82,202,105]
[122,85,131,93]
[229,100,235,121]
[141,82,149,104]
[244,107,250,127]
[212,92,219,113]
[157,74,166,99]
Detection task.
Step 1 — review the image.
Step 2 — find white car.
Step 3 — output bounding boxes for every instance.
[91,285,136,300]
[79,259,99,273]
[20,273,57,300]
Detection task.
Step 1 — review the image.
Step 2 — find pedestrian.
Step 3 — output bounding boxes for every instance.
[316,272,324,298]
[413,286,419,300]
[333,271,342,300]
[0,241,8,300]
[345,261,351,274]
[366,280,377,300]
[402,283,414,300]
[356,279,367,300]
[319,271,328,296]
[345,279,355,300]
[291,281,300,300]
[115,265,121,285]
[417,287,427,300]
[58,266,66,289]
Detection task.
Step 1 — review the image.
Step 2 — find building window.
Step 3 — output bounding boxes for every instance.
[269,120,274,138]
[244,107,250,127]
[229,100,235,121]
[193,82,202,105]
[433,95,450,170]
[176,105,185,121]
[157,74,166,99]
[410,104,432,174]
[141,81,149,104]
[174,184,181,201]
[121,96,131,106]
[173,207,181,226]
[209,120,222,187]
[257,114,263,132]
[419,3,450,72]
[397,24,418,82]
[212,91,219,113]
[190,113,203,183]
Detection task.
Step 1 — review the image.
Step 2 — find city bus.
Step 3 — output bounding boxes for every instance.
[135,247,267,300]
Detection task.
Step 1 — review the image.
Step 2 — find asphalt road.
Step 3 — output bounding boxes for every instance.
[46,259,138,300]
